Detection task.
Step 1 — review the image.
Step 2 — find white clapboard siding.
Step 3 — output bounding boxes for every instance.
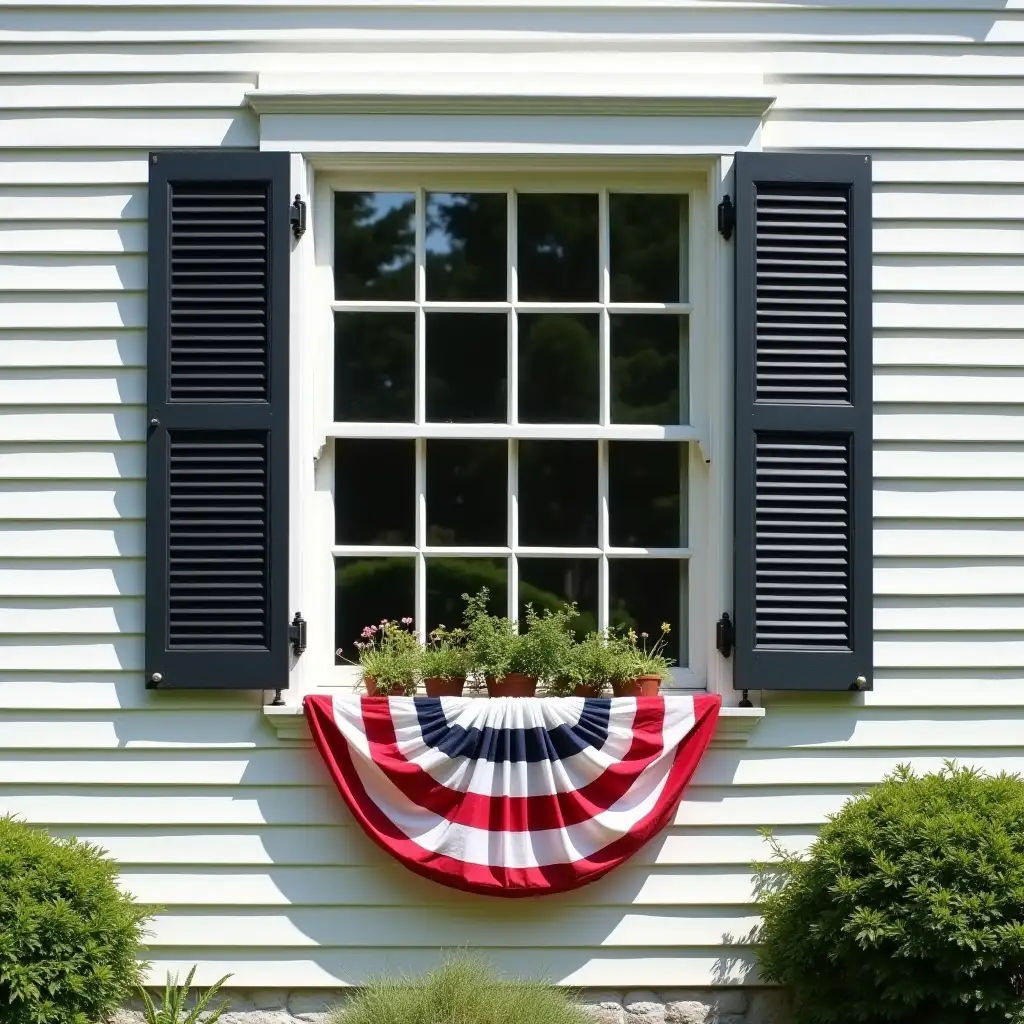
[0,334,146,368]
[0,256,146,292]
[4,0,1024,996]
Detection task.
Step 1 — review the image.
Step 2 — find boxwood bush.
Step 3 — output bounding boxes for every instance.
[0,816,151,1024]
[756,763,1024,1023]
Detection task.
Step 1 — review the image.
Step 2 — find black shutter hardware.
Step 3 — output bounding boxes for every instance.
[716,613,734,658]
[718,194,735,240]
[146,151,291,690]
[290,194,307,239]
[733,152,872,692]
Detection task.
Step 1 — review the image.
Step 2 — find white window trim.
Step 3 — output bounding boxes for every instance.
[280,155,739,707]
[259,70,774,710]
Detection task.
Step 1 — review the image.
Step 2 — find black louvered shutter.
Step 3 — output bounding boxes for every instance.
[733,152,872,692]
[145,151,290,689]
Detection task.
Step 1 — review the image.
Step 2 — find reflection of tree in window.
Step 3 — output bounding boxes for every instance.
[519,314,598,423]
[518,194,599,301]
[426,193,506,301]
[334,192,415,300]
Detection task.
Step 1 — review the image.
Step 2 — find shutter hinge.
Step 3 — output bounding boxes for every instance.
[289,195,307,239]
[717,194,735,241]
[716,612,734,658]
[289,611,308,657]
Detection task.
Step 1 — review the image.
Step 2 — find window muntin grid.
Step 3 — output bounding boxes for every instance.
[329,184,696,678]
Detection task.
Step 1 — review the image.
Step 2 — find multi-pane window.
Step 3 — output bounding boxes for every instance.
[328,182,697,680]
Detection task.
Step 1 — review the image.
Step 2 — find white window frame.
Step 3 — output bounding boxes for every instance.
[288,157,733,699]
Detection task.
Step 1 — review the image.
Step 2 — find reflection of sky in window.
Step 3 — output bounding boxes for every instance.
[362,191,414,276]
[426,193,460,256]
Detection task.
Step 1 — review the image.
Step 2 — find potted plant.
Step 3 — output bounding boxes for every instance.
[351,617,420,696]
[548,628,624,697]
[520,602,579,694]
[462,589,535,697]
[421,624,472,697]
[613,622,674,696]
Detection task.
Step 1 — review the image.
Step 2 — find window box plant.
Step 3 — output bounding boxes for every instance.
[547,628,618,698]
[462,589,537,696]
[613,623,674,696]
[349,618,420,696]
[421,624,472,697]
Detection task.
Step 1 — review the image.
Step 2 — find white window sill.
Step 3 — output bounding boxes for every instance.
[262,701,764,746]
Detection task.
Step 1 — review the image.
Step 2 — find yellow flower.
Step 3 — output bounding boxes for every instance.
[628,628,637,642]
[661,622,671,633]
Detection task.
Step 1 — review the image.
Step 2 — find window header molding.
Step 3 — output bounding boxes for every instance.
[246,72,776,119]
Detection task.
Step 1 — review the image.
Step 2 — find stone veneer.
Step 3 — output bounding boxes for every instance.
[113,987,791,1023]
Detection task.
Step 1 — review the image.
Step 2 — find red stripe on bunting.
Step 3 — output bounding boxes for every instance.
[360,697,665,831]
[304,694,721,897]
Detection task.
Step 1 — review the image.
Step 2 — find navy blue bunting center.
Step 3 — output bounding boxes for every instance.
[413,698,612,763]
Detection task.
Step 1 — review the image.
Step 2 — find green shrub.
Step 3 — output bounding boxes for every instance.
[755,763,1024,1024]
[331,954,590,1024]
[0,815,151,1024]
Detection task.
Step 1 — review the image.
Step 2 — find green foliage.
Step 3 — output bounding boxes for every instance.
[139,966,232,1024]
[547,628,635,696]
[330,953,591,1024]
[519,602,578,684]
[0,816,151,1024]
[618,623,674,680]
[421,625,473,682]
[350,618,421,694]
[461,588,525,682]
[755,762,1024,1024]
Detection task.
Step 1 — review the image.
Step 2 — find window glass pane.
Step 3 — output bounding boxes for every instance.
[608,442,685,548]
[518,558,599,636]
[334,192,415,300]
[610,315,687,425]
[426,312,507,423]
[426,558,508,634]
[519,313,599,424]
[609,559,687,666]
[610,193,687,303]
[518,193,599,301]
[427,440,507,547]
[334,312,414,422]
[519,440,597,547]
[335,440,415,546]
[426,192,507,301]
[335,557,415,664]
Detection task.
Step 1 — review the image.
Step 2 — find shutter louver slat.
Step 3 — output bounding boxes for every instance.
[169,183,270,402]
[734,152,872,692]
[146,150,290,690]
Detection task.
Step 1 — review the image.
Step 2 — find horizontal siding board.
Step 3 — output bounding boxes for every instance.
[133,951,756,989]
[0,409,145,442]
[0,298,145,331]
[0,597,141,632]
[873,225,1024,256]
[0,188,145,221]
[874,413,1024,442]
[875,335,1024,368]
[121,868,758,909]
[0,482,143,519]
[0,333,146,368]
[0,80,253,109]
[874,486,1024,520]
[874,262,1024,295]
[0,369,145,404]
[0,445,144,480]
[0,256,146,292]
[0,675,258,710]
[874,527,1024,557]
[0,560,142,596]
[875,563,1024,595]
[0,223,146,254]
[0,113,256,148]
[0,525,143,558]
[0,152,150,185]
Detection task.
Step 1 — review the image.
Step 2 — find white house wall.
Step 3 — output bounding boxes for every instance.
[2,0,1024,990]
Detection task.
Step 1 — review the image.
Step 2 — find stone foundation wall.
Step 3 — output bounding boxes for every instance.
[114,987,790,1024]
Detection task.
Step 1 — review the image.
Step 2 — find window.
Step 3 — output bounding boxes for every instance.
[322,176,703,686]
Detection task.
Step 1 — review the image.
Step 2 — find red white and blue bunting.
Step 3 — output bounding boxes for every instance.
[304,693,721,897]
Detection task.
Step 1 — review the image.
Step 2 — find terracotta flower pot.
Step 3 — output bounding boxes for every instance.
[612,675,662,697]
[363,677,408,697]
[486,673,537,697]
[573,683,605,698]
[424,676,465,697]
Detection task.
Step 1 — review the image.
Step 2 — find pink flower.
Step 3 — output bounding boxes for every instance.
[360,626,375,639]
[380,619,389,625]
[402,616,413,625]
